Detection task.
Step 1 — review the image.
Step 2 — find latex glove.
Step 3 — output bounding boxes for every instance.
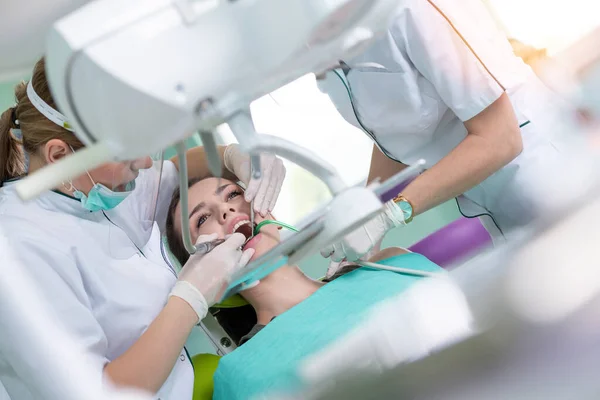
[223,143,286,216]
[320,200,406,275]
[169,233,255,323]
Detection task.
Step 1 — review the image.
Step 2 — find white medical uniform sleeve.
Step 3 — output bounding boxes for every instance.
[6,239,109,375]
[393,0,504,121]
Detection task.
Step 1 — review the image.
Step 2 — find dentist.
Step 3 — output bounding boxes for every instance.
[0,58,285,399]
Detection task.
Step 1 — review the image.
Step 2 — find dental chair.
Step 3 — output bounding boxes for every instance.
[191,216,492,400]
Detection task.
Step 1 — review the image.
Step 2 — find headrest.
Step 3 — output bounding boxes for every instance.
[214,294,249,308]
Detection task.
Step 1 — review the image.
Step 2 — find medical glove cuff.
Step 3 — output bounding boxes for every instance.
[382,200,406,229]
[169,281,209,324]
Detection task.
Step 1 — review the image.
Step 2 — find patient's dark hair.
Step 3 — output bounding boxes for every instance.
[165,177,203,266]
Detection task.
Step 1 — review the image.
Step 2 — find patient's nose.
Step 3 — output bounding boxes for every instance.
[220,206,236,223]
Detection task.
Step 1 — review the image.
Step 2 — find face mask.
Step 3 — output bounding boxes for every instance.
[73,181,135,212]
[65,144,136,212]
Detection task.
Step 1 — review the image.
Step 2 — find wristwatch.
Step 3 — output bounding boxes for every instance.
[392,194,414,224]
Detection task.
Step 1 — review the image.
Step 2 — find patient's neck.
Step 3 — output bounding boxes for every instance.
[241,266,323,325]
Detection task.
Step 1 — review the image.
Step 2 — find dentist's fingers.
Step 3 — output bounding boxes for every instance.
[266,158,286,213]
[220,232,247,250]
[259,176,278,216]
[252,159,274,216]
[237,248,256,269]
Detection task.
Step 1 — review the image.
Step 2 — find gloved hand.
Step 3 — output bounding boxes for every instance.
[320,200,406,277]
[169,233,255,323]
[223,144,286,216]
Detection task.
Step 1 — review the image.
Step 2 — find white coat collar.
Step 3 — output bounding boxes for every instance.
[1,177,93,217]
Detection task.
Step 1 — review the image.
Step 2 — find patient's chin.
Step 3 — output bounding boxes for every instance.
[250,237,280,261]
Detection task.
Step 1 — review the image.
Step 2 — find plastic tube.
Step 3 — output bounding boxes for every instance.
[356,260,441,278]
[254,220,299,235]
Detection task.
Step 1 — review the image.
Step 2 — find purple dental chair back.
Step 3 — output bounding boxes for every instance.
[407,217,492,268]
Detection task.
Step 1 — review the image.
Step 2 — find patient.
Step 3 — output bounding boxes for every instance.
[166,177,444,399]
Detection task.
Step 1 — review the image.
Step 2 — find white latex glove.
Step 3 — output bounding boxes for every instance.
[320,200,406,276]
[223,143,286,216]
[169,233,255,323]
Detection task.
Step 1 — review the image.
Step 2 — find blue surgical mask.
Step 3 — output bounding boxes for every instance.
[73,181,135,212]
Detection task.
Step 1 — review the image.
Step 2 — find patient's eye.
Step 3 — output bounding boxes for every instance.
[227,190,243,201]
[197,214,209,228]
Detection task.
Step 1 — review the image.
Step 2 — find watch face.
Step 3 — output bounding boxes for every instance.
[399,200,413,219]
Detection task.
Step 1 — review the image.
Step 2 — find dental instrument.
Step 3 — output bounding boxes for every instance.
[195,239,227,255]
[250,202,255,239]
[356,260,442,279]
[250,162,256,239]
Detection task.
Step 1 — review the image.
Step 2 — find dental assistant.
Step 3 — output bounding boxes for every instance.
[0,58,285,399]
[319,0,571,268]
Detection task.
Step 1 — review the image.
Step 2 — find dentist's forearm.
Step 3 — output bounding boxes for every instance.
[170,145,237,181]
[103,297,198,394]
[401,94,522,216]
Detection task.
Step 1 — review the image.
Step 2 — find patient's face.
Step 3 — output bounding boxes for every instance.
[176,177,280,260]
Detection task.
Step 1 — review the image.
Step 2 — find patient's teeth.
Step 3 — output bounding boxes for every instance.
[232,220,251,234]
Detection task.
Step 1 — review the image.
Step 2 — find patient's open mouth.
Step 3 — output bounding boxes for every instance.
[233,220,257,244]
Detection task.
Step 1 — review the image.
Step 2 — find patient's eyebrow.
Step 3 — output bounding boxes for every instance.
[188,202,206,219]
[215,184,231,195]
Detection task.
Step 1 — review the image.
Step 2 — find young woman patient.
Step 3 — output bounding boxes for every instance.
[166,177,445,400]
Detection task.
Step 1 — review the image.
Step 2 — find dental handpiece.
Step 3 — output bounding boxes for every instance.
[194,239,226,254]
[250,201,255,238]
[249,160,257,238]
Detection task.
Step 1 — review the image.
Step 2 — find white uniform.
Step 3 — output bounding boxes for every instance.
[0,161,193,400]
[318,0,577,238]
